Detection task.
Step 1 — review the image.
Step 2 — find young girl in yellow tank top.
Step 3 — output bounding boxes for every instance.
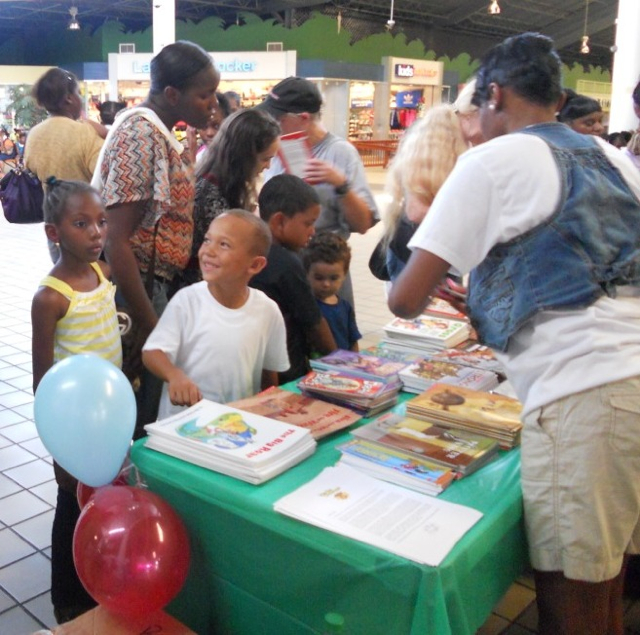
[31,177,122,625]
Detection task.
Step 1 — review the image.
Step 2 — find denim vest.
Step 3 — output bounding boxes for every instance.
[467,122,640,352]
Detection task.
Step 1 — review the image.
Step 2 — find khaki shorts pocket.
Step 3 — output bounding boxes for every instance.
[609,395,640,455]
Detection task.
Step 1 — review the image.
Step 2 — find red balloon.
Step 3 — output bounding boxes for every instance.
[76,470,129,510]
[73,485,190,618]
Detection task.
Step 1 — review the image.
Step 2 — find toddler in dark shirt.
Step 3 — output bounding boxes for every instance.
[302,232,362,352]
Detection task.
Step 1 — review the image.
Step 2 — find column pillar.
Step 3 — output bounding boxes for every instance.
[152,0,176,55]
[608,0,640,132]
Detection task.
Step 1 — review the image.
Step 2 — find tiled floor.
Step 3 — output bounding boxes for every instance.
[0,168,639,634]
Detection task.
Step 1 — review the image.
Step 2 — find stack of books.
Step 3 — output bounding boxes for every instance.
[297,369,402,417]
[382,315,472,354]
[426,343,505,376]
[144,400,316,484]
[399,359,500,394]
[405,384,523,449]
[228,386,361,440]
[360,343,425,365]
[336,438,456,496]
[350,412,499,476]
[310,349,409,383]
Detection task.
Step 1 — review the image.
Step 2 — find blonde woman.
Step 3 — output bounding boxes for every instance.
[380,103,470,281]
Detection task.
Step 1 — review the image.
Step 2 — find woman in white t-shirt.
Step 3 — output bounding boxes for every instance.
[389,32,640,635]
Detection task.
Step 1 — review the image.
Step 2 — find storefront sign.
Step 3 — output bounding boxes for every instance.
[395,64,414,78]
[132,61,151,74]
[110,50,296,82]
[384,56,443,86]
[217,59,257,73]
[351,99,374,108]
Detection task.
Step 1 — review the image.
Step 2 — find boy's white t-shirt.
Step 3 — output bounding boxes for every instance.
[143,282,290,419]
[409,131,640,416]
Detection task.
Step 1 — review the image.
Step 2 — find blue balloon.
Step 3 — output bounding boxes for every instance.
[34,354,137,487]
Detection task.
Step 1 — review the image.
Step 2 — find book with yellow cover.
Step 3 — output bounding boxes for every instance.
[405,383,523,449]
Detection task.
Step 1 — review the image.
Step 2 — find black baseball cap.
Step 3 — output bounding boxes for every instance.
[256,77,322,117]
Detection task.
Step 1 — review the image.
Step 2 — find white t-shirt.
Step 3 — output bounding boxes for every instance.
[143,282,290,419]
[409,130,640,416]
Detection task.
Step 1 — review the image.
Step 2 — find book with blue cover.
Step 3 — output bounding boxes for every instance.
[337,438,456,495]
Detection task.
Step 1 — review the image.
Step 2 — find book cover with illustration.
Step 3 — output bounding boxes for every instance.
[337,439,456,495]
[360,343,425,365]
[406,384,523,447]
[310,349,409,383]
[352,412,498,473]
[383,315,471,348]
[297,370,397,399]
[423,297,468,322]
[144,400,316,482]
[399,359,500,394]
[228,386,361,440]
[428,343,505,375]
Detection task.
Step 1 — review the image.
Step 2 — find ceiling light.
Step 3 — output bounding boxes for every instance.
[386,0,395,30]
[488,0,501,15]
[580,0,590,54]
[580,35,590,55]
[68,6,80,30]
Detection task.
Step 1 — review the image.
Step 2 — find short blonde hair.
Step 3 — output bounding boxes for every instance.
[383,104,468,246]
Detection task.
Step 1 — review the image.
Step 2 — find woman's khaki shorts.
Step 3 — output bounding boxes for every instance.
[521,376,640,582]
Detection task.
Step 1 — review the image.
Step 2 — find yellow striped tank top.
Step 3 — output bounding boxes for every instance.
[39,262,123,368]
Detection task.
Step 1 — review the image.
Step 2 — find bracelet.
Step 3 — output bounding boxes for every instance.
[334,180,350,196]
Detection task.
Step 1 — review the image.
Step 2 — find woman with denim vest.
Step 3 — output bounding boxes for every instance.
[389,33,640,635]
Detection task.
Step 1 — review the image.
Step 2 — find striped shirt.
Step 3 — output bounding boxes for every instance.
[40,262,122,368]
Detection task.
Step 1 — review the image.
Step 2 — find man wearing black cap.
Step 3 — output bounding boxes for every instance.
[256,76,379,306]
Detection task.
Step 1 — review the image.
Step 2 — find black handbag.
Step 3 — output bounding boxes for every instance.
[0,166,44,224]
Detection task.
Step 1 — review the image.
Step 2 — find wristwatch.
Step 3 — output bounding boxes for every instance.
[334,180,350,196]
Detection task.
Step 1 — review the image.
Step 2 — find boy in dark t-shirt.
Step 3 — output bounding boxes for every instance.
[251,174,337,383]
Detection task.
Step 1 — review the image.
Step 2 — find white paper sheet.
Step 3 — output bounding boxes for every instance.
[274,463,483,566]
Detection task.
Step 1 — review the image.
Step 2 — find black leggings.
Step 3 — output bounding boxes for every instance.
[50,487,97,613]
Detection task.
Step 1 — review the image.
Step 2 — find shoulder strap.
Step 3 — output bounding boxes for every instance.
[40,275,74,300]
[90,261,107,283]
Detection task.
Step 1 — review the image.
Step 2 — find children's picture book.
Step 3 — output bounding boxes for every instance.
[351,412,499,475]
[144,399,316,484]
[297,370,397,399]
[228,386,361,440]
[427,342,505,375]
[399,359,500,394]
[297,370,402,417]
[277,131,312,179]
[274,463,483,566]
[336,439,456,495]
[423,297,468,322]
[360,343,425,365]
[310,349,409,383]
[406,384,523,449]
[383,315,471,350]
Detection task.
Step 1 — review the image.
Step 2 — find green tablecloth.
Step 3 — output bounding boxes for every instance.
[130,398,528,635]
